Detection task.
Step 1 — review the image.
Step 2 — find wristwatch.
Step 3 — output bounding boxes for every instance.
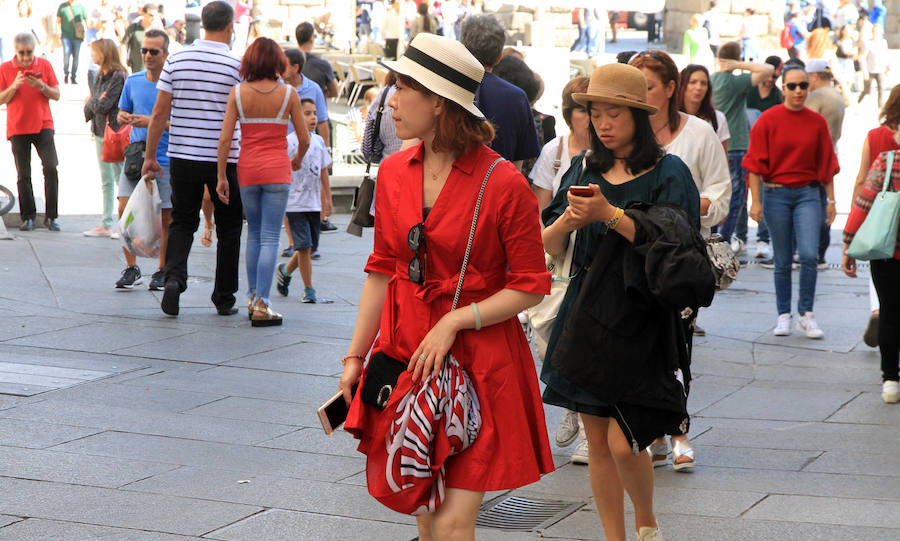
[39,83,47,92]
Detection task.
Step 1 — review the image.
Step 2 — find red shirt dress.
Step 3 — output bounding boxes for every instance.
[344,142,555,492]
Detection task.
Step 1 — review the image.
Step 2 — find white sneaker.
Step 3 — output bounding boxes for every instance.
[773,314,792,336]
[637,526,665,541]
[883,381,899,404]
[730,237,745,255]
[570,439,589,465]
[555,410,580,447]
[755,241,770,259]
[797,312,825,339]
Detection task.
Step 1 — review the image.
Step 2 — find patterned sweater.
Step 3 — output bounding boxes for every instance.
[843,150,900,260]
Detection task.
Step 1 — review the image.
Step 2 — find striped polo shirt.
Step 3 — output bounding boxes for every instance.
[157,40,242,163]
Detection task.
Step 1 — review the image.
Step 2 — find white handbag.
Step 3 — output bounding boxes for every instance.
[528,230,576,359]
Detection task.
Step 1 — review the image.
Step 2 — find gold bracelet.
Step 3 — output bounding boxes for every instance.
[606,207,625,230]
[341,354,365,366]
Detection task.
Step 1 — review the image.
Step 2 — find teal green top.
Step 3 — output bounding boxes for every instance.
[711,71,753,152]
[539,153,700,412]
[56,1,87,40]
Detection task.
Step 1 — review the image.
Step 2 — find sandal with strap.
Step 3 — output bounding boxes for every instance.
[247,295,256,320]
[201,226,214,247]
[648,441,668,468]
[251,301,283,327]
[672,439,696,472]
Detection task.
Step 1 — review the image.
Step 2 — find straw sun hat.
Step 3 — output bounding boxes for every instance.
[572,63,658,115]
[380,33,486,120]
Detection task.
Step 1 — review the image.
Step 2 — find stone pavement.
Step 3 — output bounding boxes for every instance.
[0,212,897,541]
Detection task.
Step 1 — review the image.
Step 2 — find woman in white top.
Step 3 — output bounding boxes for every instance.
[630,50,730,472]
[678,63,730,156]
[530,76,591,211]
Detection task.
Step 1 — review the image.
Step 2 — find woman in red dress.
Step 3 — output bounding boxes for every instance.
[338,33,554,540]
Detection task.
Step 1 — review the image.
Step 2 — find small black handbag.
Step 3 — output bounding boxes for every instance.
[360,352,407,410]
[123,141,146,181]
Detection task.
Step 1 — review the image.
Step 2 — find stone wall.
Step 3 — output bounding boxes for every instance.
[665,0,786,53]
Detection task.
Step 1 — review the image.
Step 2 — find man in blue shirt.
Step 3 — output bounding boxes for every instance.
[115,29,172,290]
[460,14,540,171]
[283,48,329,151]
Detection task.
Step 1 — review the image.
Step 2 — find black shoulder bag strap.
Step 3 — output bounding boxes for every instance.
[348,87,392,236]
[365,86,391,176]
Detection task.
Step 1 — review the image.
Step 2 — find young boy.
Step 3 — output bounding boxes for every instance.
[276,99,333,303]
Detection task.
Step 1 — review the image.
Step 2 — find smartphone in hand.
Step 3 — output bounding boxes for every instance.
[568,186,593,197]
[317,384,357,435]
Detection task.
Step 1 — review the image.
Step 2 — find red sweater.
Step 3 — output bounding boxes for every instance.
[742,105,839,186]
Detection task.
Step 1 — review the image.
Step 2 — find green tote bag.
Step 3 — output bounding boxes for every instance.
[847,151,900,260]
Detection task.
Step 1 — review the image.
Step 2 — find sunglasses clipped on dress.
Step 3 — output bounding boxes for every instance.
[408,223,425,285]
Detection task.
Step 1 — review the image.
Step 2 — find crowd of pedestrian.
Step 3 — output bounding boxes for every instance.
[1,2,899,540]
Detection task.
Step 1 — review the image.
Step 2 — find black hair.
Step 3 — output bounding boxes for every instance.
[295,21,315,46]
[585,105,664,175]
[201,1,233,32]
[492,56,539,103]
[284,48,305,71]
[616,51,637,64]
[300,97,315,107]
[144,28,169,51]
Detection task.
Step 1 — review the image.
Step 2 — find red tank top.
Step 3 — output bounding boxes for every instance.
[867,125,900,169]
[235,83,292,187]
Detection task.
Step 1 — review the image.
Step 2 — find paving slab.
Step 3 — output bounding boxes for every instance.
[803,449,900,478]
[0,316,87,342]
[826,392,900,425]
[693,421,900,454]
[0,445,178,488]
[744,494,900,529]
[0,400,295,446]
[181,396,322,428]
[3,323,193,354]
[51,432,365,482]
[0,477,261,537]
[0,516,21,529]
[256,427,361,456]
[41,381,225,413]
[206,509,418,541]
[696,385,857,422]
[112,328,307,364]
[223,340,347,377]
[122,466,415,525]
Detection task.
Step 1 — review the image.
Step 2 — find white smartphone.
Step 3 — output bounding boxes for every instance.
[317,390,350,435]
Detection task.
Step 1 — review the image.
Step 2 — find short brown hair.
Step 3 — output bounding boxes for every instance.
[561,76,589,129]
[718,41,742,61]
[881,85,900,130]
[240,37,286,82]
[396,74,495,155]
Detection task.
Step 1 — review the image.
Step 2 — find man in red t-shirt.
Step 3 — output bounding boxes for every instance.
[0,33,61,231]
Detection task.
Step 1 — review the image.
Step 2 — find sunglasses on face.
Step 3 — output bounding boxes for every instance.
[408,223,426,285]
[141,48,162,56]
[16,49,33,56]
[785,82,809,91]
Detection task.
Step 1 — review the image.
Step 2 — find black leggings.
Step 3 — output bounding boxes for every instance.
[871,258,900,381]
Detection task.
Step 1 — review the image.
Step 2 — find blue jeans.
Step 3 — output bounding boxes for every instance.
[763,184,822,315]
[240,183,289,305]
[93,136,123,228]
[736,186,769,243]
[571,24,599,56]
[718,150,746,242]
[62,38,82,80]
[818,184,829,260]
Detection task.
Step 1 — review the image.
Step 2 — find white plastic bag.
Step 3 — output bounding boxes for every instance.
[116,175,162,258]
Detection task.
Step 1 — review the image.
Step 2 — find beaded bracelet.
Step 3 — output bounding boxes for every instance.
[606,207,625,230]
[341,354,365,366]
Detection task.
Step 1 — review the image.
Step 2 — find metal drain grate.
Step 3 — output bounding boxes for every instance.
[475,496,582,531]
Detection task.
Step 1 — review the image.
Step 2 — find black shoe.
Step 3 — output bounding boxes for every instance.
[71,78,77,84]
[759,258,774,269]
[44,218,60,231]
[148,270,165,291]
[216,305,239,316]
[115,265,143,289]
[161,281,181,316]
[863,312,879,348]
[64,74,69,84]
[321,220,338,232]
[20,219,35,231]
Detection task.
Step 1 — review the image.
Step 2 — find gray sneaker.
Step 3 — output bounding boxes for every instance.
[115,266,142,289]
[554,410,579,447]
[570,439,589,465]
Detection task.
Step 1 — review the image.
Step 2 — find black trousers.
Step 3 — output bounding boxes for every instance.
[165,158,243,310]
[10,129,59,220]
[871,258,900,381]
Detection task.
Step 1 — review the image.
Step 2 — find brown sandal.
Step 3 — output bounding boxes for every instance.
[200,227,214,247]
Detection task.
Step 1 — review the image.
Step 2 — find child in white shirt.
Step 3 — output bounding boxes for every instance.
[276,99,333,303]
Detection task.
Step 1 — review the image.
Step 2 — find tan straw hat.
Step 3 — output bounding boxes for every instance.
[380,33,486,119]
[572,63,658,115]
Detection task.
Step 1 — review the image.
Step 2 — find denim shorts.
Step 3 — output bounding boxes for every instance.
[286,211,320,250]
[117,165,172,209]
